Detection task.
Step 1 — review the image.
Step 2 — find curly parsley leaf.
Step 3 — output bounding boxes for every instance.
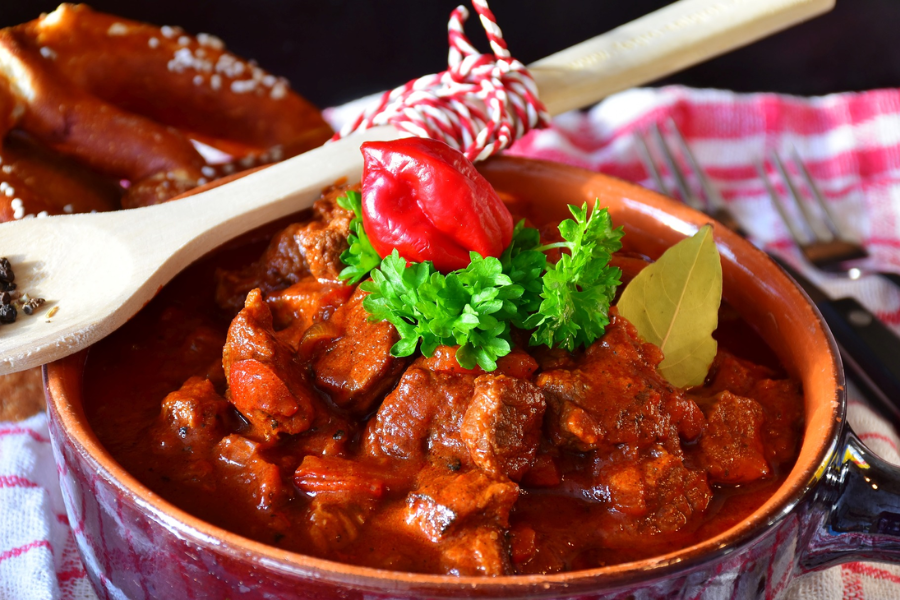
[356,200,623,370]
[499,220,547,328]
[337,191,382,284]
[524,202,624,351]
[361,250,521,371]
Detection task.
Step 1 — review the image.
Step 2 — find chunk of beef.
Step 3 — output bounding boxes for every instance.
[215,193,353,312]
[306,495,376,554]
[418,346,539,380]
[266,279,354,351]
[156,377,229,449]
[406,468,519,542]
[530,345,577,372]
[699,391,771,484]
[370,366,476,463]
[288,411,355,458]
[641,452,711,534]
[215,434,290,511]
[705,351,776,397]
[279,218,351,282]
[223,288,316,439]
[296,455,408,555]
[266,279,348,331]
[702,350,803,467]
[439,526,512,576]
[598,448,711,534]
[664,393,706,441]
[150,376,230,492]
[537,314,701,452]
[461,375,546,481]
[751,378,804,466]
[312,288,408,414]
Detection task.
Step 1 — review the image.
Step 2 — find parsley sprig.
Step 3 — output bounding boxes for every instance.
[499,221,547,327]
[361,251,522,371]
[524,202,624,351]
[336,191,382,284]
[341,199,623,370]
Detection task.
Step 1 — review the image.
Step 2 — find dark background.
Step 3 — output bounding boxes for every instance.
[1,1,895,108]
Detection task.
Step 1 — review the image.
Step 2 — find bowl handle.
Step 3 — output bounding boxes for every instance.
[801,426,900,570]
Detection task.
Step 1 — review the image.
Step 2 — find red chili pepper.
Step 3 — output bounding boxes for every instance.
[360,137,514,272]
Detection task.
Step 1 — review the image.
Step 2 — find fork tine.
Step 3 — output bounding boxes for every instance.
[649,122,705,211]
[634,131,670,196]
[756,161,808,247]
[790,146,844,240]
[666,118,726,213]
[770,150,834,243]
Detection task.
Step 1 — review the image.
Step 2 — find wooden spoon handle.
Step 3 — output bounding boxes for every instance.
[0,127,402,374]
[147,127,401,255]
[529,0,835,115]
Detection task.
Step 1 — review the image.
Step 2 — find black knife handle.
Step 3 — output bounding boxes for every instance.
[819,297,900,420]
[879,272,900,290]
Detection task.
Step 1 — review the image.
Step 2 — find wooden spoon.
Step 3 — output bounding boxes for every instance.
[0,0,833,374]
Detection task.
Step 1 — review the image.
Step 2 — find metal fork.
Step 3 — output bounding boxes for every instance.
[757,149,867,268]
[635,119,746,236]
[636,123,900,423]
[756,150,900,288]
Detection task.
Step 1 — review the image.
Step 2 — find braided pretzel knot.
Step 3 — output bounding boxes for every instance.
[0,4,332,216]
[332,0,549,162]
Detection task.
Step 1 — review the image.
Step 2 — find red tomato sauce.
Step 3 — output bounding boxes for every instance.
[83,189,803,576]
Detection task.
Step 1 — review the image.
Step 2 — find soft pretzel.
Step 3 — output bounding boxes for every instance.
[29,4,330,154]
[0,27,206,181]
[0,3,333,210]
[0,4,334,420]
[0,131,120,221]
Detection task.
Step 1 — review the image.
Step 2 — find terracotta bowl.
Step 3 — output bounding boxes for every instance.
[44,157,900,599]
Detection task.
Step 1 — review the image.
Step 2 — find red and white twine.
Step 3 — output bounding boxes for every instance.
[331,0,549,162]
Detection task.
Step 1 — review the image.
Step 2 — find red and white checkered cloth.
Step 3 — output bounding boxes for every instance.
[4,85,900,599]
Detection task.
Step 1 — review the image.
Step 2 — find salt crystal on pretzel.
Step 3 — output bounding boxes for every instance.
[0,3,333,210]
[0,4,335,418]
[0,132,119,222]
[30,4,331,154]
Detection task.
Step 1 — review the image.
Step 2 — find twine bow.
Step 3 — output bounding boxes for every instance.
[331,0,549,162]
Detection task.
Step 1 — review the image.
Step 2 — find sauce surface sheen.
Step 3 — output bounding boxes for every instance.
[83,189,803,576]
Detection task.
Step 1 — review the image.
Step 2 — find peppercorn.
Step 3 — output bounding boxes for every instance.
[0,304,16,324]
[0,291,9,305]
[22,298,45,315]
[0,257,14,285]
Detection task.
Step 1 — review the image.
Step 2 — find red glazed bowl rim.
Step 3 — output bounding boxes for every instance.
[45,155,844,595]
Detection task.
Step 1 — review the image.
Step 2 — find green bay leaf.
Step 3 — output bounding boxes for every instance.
[616,224,722,388]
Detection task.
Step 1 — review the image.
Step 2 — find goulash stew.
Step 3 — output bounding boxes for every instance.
[83,139,803,576]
